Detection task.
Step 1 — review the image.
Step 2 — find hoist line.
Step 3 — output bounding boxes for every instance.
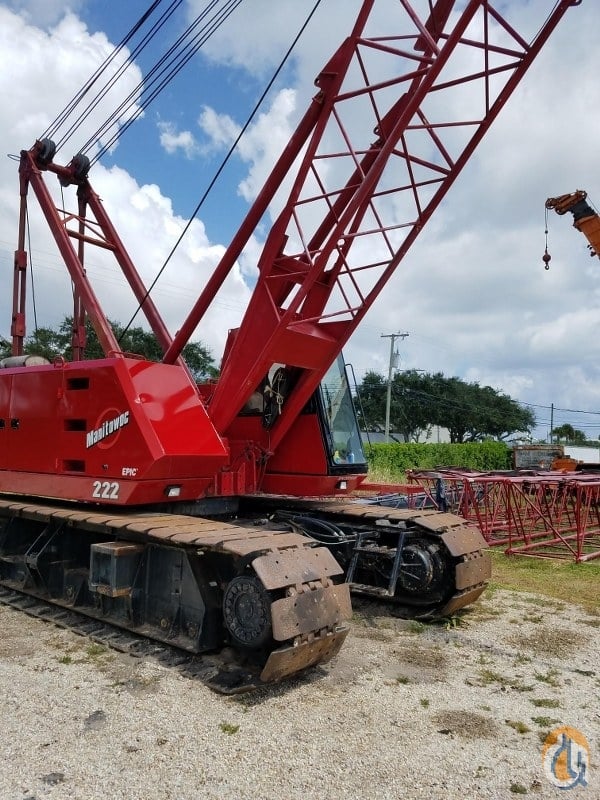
[41,0,165,144]
[90,0,244,165]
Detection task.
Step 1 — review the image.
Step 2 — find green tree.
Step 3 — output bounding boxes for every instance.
[551,424,586,444]
[390,370,438,442]
[1,327,64,362]
[355,370,387,431]
[2,316,217,380]
[355,370,535,443]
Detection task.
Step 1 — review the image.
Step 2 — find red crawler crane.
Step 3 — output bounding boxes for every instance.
[0,0,580,689]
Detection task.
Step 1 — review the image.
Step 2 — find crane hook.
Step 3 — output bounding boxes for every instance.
[542,249,551,270]
[543,206,551,270]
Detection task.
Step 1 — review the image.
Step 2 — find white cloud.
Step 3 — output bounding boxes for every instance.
[0,9,142,158]
[157,121,199,158]
[197,106,241,152]
[5,0,82,27]
[186,0,347,76]
[235,89,297,203]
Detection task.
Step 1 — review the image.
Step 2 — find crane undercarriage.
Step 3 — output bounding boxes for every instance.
[245,498,490,618]
[0,496,489,692]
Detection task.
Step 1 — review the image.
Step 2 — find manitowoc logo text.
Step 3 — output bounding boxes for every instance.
[86,411,130,448]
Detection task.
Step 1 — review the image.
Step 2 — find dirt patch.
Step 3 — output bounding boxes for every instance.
[432,709,501,739]
[506,625,586,658]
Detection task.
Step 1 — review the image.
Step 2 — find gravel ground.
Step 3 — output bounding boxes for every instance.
[0,588,598,800]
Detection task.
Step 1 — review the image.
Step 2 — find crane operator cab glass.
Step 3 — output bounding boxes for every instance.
[319,356,366,471]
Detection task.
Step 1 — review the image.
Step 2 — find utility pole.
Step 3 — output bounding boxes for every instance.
[382,332,409,443]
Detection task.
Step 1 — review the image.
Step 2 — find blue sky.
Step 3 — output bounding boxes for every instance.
[2,0,600,442]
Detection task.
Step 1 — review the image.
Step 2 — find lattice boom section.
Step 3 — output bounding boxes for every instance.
[407,469,600,563]
[276,0,541,325]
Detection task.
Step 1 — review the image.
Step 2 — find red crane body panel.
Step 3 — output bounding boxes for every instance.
[0,359,229,504]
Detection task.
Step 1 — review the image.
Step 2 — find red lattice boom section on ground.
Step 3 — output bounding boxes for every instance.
[404,469,600,563]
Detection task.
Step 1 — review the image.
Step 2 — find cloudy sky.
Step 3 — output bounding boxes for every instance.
[1,0,598,442]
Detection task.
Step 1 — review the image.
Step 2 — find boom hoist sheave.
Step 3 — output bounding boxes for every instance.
[0,0,580,689]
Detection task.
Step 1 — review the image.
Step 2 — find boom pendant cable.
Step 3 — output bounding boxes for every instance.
[46,0,238,159]
[57,0,186,156]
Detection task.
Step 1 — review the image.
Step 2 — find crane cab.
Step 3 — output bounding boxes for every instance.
[221,355,368,498]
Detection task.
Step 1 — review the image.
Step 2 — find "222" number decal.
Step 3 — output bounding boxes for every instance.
[92,480,120,500]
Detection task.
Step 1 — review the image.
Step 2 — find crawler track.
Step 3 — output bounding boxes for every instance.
[0,498,350,692]
[0,585,271,693]
[245,497,492,618]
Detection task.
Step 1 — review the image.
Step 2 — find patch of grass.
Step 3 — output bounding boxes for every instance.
[534,669,560,687]
[352,626,394,642]
[478,668,506,685]
[219,722,240,735]
[472,668,532,692]
[85,643,107,659]
[408,620,426,634]
[55,642,111,667]
[506,719,531,735]
[519,595,554,607]
[395,675,410,685]
[419,697,430,708]
[531,716,560,728]
[510,680,535,693]
[482,581,499,600]
[529,698,560,709]
[464,602,502,621]
[510,783,528,795]
[432,710,499,740]
[441,615,463,630]
[393,644,447,669]
[121,674,162,691]
[513,654,532,666]
[508,627,584,658]
[490,552,600,613]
